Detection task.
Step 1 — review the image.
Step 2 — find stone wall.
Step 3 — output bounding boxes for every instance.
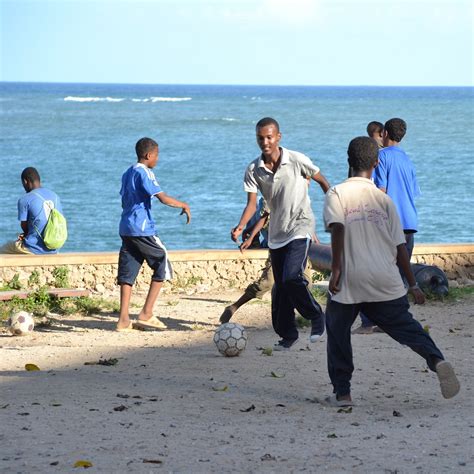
[0,245,472,295]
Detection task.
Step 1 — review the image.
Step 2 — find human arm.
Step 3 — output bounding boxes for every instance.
[231,192,258,243]
[311,171,330,194]
[396,243,425,304]
[19,221,28,240]
[240,213,269,252]
[328,223,344,295]
[156,192,191,224]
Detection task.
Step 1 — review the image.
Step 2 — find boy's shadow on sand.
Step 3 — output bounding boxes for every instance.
[30,312,219,333]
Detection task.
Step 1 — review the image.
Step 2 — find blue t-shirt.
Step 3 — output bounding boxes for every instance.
[373,146,420,232]
[119,163,163,236]
[18,187,63,254]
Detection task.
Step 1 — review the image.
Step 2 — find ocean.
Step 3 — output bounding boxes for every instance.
[0,82,473,252]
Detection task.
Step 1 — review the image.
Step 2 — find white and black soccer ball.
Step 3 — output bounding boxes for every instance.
[213,322,247,357]
[8,311,35,336]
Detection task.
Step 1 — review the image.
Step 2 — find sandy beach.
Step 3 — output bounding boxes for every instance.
[0,289,472,473]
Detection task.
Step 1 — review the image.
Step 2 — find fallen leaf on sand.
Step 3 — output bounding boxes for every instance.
[240,404,255,412]
[25,364,40,371]
[212,385,228,392]
[113,405,128,412]
[270,371,284,378]
[143,459,163,464]
[327,433,338,438]
[73,460,93,468]
[393,410,402,417]
[337,407,352,414]
[84,358,118,366]
[261,347,273,356]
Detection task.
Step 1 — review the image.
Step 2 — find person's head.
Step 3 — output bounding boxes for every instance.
[135,137,159,168]
[347,136,379,175]
[255,117,281,158]
[21,167,41,192]
[383,118,407,145]
[366,121,384,147]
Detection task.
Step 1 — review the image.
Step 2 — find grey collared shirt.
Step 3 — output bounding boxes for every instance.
[244,147,319,249]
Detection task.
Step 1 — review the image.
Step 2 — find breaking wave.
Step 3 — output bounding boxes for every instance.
[64,96,191,103]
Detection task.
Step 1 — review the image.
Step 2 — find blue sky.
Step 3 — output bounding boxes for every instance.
[1,0,472,86]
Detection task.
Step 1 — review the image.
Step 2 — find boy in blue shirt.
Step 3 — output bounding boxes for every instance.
[0,167,63,255]
[374,117,420,259]
[117,137,191,331]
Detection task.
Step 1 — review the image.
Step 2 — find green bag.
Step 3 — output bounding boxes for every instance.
[33,192,68,250]
[42,207,68,249]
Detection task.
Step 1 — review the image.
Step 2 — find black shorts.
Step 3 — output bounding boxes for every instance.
[118,236,173,285]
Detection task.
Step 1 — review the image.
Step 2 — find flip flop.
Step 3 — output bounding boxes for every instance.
[319,394,354,407]
[133,316,167,331]
[115,321,135,332]
[436,361,460,399]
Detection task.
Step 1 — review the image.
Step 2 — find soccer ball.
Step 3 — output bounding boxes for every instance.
[8,311,35,336]
[213,322,247,357]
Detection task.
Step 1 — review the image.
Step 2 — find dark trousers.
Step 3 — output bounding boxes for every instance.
[326,295,444,397]
[360,232,415,327]
[269,238,324,340]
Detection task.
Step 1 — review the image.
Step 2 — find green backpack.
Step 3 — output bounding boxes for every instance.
[33,192,68,250]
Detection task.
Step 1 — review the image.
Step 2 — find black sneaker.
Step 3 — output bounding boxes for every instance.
[273,338,298,351]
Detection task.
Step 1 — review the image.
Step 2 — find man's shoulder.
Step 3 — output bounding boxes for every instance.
[285,148,310,162]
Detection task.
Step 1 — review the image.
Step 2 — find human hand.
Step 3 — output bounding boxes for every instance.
[17,233,25,241]
[328,268,341,295]
[231,226,243,242]
[409,286,425,305]
[180,205,191,224]
[239,237,254,253]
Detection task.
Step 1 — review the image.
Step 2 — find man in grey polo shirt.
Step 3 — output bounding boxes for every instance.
[231,117,330,350]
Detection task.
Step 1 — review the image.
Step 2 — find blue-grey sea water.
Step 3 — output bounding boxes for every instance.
[0,83,473,252]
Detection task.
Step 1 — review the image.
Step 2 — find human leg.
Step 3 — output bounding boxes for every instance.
[325,296,359,399]
[0,240,33,254]
[270,246,298,343]
[219,255,273,323]
[282,239,325,339]
[362,296,460,398]
[116,238,144,330]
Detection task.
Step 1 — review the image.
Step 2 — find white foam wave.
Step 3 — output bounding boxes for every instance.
[222,117,238,121]
[150,97,192,102]
[64,96,124,102]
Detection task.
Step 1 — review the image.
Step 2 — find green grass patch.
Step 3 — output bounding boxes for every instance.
[0,291,119,321]
[425,285,474,302]
[296,315,311,328]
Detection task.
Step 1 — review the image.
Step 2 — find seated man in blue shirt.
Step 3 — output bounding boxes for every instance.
[117,137,191,332]
[0,167,63,255]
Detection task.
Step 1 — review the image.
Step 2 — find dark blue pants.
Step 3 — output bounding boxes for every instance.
[326,294,444,397]
[269,238,324,340]
[360,233,415,327]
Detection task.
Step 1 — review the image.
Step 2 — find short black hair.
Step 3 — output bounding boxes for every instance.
[135,137,158,159]
[366,121,384,137]
[384,118,407,142]
[347,137,379,171]
[21,167,40,184]
[256,117,280,132]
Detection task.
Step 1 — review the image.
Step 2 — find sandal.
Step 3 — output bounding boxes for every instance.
[115,321,135,332]
[133,316,167,331]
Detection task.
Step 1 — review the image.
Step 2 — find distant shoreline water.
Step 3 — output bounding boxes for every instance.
[1,82,473,252]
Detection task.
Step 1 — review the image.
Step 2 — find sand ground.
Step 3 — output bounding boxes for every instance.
[0,289,473,473]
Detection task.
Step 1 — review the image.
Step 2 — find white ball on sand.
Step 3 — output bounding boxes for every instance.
[8,311,35,336]
[213,322,247,357]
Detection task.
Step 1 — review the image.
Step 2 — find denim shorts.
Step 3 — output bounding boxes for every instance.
[117,235,173,285]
